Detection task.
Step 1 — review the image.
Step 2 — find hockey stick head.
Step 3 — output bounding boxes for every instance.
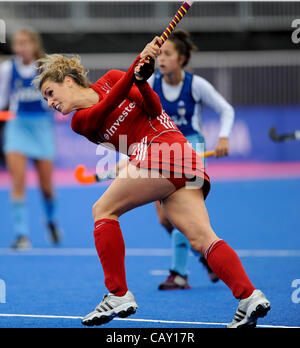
[269,127,297,142]
[269,127,281,141]
[74,165,98,184]
[0,111,15,121]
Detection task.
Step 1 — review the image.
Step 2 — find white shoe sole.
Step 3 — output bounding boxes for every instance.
[82,301,138,327]
[229,301,271,328]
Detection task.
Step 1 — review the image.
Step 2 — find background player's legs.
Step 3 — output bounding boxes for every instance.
[34,158,61,244]
[34,158,55,220]
[171,229,190,276]
[6,152,27,199]
[155,201,191,289]
[155,201,190,276]
[5,152,30,248]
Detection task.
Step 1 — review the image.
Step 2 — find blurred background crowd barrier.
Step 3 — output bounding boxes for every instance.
[0,1,299,168]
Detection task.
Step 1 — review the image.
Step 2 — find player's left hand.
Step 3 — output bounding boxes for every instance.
[215,137,230,158]
[140,36,163,60]
[135,36,163,82]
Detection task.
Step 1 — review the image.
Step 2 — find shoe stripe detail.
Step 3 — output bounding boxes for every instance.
[98,302,113,312]
[234,313,244,321]
[99,304,109,312]
[97,300,118,312]
[237,309,246,315]
[105,302,114,310]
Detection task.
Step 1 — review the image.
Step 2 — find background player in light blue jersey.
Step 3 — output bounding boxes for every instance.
[148,30,235,290]
[0,29,61,249]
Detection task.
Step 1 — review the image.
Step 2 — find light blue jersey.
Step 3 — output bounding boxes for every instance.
[10,59,51,117]
[1,58,55,159]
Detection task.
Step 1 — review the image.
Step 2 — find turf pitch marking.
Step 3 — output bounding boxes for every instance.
[0,313,299,328]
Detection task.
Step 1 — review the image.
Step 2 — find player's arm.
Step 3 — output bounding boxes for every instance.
[131,37,163,117]
[129,82,162,118]
[192,76,235,157]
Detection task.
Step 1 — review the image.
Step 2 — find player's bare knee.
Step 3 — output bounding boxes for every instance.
[189,237,206,255]
[92,200,107,220]
[189,227,218,256]
[92,200,118,221]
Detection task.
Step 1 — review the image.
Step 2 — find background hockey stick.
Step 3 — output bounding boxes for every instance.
[75,150,216,185]
[269,127,300,142]
[0,111,15,121]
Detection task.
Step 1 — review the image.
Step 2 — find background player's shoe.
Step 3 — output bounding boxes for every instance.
[158,270,191,290]
[81,290,138,326]
[11,235,31,250]
[199,256,219,283]
[227,289,271,328]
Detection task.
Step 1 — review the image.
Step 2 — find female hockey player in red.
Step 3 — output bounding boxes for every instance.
[35,36,270,328]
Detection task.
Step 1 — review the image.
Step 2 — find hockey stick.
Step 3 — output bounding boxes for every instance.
[157,1,194,48]
[75,1,196,185]
[74,164,114,185]
[75,150,216,185]
[269,127,300,142]
[138,0,194,70]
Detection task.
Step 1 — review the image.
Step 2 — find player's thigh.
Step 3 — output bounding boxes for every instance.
[162,187,217,253]
[93,164,176,220]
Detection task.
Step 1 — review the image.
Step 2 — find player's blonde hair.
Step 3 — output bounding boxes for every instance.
[34,53,90,90]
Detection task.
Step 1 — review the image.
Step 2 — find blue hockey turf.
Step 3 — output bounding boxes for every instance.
[0,177,299,328]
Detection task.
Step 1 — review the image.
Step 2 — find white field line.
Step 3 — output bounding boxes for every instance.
[0,313,299,328]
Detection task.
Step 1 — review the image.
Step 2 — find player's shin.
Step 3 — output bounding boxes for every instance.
[205,239,255,299]
[93,218,128,296]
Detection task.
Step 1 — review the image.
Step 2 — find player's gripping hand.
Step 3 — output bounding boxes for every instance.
[140,36,163,61]
[134,58,155,84]
[214,137,230,158]
[134,36,163,84]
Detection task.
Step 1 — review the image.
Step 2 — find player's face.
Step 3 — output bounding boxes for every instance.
[41,78,74,115]
[12,32,37,64]
[157,40,183,75]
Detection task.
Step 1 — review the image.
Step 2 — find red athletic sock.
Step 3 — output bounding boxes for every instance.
[206,239,255,299]
[93,218,128,296]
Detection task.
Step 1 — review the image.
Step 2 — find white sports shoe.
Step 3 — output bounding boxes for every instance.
[227,289,271,328]
[81,290,138,326]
